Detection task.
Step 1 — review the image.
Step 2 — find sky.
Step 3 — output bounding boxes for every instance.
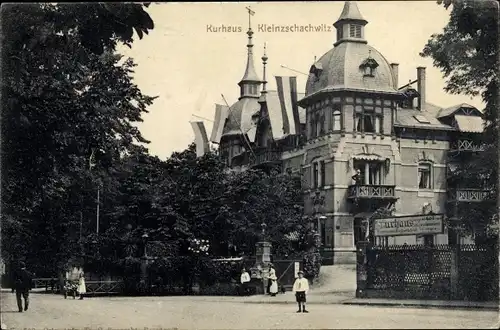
[117,1,483,160]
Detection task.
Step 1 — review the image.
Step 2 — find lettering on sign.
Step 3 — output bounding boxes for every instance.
[294,262,300,278]
[374,214,444,237]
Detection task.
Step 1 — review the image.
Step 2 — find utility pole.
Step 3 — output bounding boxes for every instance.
[96,186,100,235]
[89,149,100,235]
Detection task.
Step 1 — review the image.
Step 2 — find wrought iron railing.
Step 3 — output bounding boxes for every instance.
[85,280,124,296]
[348,185,396,199]
[359,244,498,301]
[32,277,58,291]
[251,149,282,166]
[449,139,484,153]
[447,189,492,202]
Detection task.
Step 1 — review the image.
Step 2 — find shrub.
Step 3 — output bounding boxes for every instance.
[198,258,244,286]
[302,251,321,281]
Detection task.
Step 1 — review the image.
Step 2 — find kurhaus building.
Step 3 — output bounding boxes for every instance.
[191,1,489,264]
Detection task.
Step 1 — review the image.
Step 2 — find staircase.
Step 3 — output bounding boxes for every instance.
[311,264,356,296]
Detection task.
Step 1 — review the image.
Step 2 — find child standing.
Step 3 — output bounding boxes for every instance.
[292,270,309,313]
[77,273,86,300]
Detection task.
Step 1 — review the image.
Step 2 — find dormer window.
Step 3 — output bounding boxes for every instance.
[349,24,362,38]
[360,56,379,77]
[309,63,323,81]
[364,66,374,76]
[400,87,420,109]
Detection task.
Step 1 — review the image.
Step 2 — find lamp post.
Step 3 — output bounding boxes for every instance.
[89,149,101,235]
[140,232,150,291]
[261,222,267,240]
[142,233,149,258]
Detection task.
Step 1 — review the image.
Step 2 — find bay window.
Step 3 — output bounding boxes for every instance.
[354,160,384,185]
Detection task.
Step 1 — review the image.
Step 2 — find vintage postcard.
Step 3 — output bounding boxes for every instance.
[1,1,498,329]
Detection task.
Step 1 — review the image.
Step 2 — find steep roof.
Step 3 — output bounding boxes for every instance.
[334,1,368,27]
[437,103,478,118]
[395,103,454,130]
[303,42,397,98]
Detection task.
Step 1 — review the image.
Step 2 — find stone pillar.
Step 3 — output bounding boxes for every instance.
[355,241,370,298]
[140,256,154,294]
[364,163,369,185]
[450,244,460,299]
[253,241,272,294]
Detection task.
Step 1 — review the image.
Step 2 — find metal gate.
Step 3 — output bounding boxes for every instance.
[272,259,302,289]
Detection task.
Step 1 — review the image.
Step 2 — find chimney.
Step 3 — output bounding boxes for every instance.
[390,63,399,89]
[417,66,426,110]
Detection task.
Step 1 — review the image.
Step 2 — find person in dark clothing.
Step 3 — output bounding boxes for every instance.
[11,262,33,312]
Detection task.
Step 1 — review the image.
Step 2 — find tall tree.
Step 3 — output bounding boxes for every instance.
[420,0,498,236]
[1,3,156,273]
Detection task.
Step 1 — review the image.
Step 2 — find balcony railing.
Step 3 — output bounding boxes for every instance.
[250,149,282,166]
[347,185,396,200]
[449,139,484,153]
[447,189,493,203]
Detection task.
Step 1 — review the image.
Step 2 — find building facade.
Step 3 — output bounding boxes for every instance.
[195,1,490,264]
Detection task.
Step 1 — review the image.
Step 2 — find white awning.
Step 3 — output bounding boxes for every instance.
[352,154,384,161]
[455,115,485,133]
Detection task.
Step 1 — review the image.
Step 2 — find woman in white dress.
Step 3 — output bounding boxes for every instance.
[77,273,86,300]
[269,268,278,297]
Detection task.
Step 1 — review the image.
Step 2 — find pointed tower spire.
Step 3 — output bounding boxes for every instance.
[238,6,261,100]
[333,1,368,47]
[261,43,268,94]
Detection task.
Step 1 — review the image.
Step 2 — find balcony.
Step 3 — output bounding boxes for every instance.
[250,149,282,167]
[448,139,484,153]
[347,185,396,200]
[447,188,493,203]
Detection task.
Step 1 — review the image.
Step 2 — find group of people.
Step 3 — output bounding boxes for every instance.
[11,261,310,313]
[239,264,280,296]
[10,262,87,313]
[63,272,87,300]
[239,264,310,313]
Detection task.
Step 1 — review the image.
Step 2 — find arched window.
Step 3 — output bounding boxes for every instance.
[418,162,433,189]
[315,113,322,137]
[332,108,341,131]
[312,162,319,188]
[310,114,317,138]
[311,158,325,188]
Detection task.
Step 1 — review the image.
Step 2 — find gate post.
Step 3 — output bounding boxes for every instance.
[250,223,272,295]
[450,244,460,299]
[449,219,461,300]
[356,241,369,298]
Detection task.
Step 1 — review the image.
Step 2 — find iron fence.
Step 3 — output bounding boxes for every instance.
[360,243,498,301]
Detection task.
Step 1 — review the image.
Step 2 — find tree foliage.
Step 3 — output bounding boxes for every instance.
[1,3,156,275]
[1,3,309,288]
[421,0,498,236]
[80,145,311,290]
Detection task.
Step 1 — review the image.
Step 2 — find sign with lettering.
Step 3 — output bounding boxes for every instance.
[374,214,444,237]
[294,262,300,278]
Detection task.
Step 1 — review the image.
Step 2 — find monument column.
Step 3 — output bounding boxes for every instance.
[250,223,272,294]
